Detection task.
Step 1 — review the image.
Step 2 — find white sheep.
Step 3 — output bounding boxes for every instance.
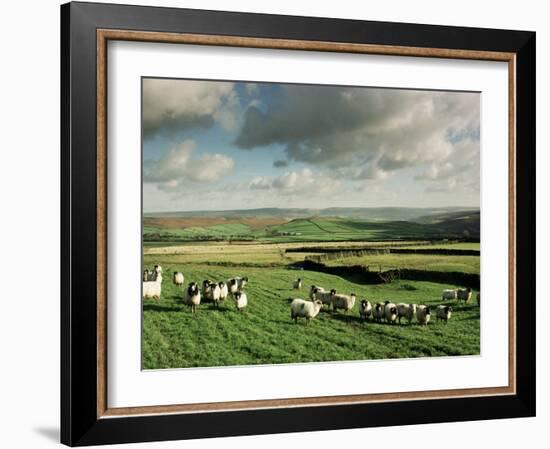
[372,303,385,322]
[416,305,431,326]
[293,278,303,290]
[359,300,372,320]
[234,291,248,312]
[290,298,323,324]
[397,303,417,325]
[442,289,457,301]
[312,287,334,308]
[205,282,222,307]
[309,285,325,300]
[332,292,356,313]
[218,281,229,303]
[183,282,201,314]
[457,288,472,302]
[384,302,398,324]
[143,273,162,303]
[172,272,184,287]
[436,305,453,323]
[227,276,249,295]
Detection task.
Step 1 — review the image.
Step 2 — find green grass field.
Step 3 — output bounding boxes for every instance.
[142,254,480,369]
[142,210,480,369]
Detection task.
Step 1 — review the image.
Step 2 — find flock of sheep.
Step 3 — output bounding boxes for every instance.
[290,279,480,326]
[143,264,249,314]
[143,266,479,326]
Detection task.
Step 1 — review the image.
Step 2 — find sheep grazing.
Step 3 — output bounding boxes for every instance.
[476,292,480,306]
[309,285,325,300]
[183,282,201,314]
[436,305,453,323]
[290,298,323,324]
[457,288,472,303]
[331,292,356,313]
[416,305,431,326]
[359,300,372,320]
[234,291,248,312]
[172,272,184,287]
[372,303,385,322]
[442,289,457,301]
[397,303,417,325]
[142,273,162,303]
[293,278,303,290]
[312,287,334,308]
[218,281,229,303]
[384,302,398,324]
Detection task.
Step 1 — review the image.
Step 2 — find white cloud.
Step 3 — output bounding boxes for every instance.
[143,78,238,137]
[235,85,480,188]
[144,140,234,190]
[249,168,342,197]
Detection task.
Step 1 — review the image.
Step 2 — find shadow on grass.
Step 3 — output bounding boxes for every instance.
[143,303,182,313]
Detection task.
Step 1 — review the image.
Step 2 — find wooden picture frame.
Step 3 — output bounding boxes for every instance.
[61,1,536,446]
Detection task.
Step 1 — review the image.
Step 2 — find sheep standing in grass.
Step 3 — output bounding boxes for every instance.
[373,303,385,322]
[397,303,417,325]
[442,289,457,301]
[172,272,184,287]
[183,282,201,314]
[143,273,162,303]
[218,281,229,303]
[290,298,323,324]
[312,287,334,309]
[384,302,398,324]
[143,269,150,282]
[359,300,372,320]
[205,282,222,307]
[309,285,325,300]
[234,291,248,312]
[227,276,249,295]
[202,279,213,302]
[416,305,431,326]
[436,305,453,323]
[457,288,472,303]
[332,293,356,313]
[293,278,303,290]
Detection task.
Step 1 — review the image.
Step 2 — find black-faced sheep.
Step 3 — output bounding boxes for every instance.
[309,285,325,300]
[183,282,201,314]
[457,288,472,302]
[293,278,303,290]
[234,291,248,312]
[312,287,334,308]
[359,300,372,320]
[384,302,398,324]
[436,305,452,323]
[372,303,385,322]
[416,305,431,326]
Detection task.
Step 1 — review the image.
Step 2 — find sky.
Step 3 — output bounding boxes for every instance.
[142,78,480,213]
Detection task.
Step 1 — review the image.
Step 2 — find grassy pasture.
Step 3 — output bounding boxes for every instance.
[323,253,480,274]
[142,249,480,370]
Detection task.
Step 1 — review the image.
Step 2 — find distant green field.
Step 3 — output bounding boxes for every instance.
[143,216,478,243]
[142,260,480,369]
[323,253,480,274]
[400,242,480,250]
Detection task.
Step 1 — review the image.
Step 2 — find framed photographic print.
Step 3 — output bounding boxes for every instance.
[61,1,536,446]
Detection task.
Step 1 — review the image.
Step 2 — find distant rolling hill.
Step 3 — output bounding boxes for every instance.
[143,208,479,243]
[145,206,478,222]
